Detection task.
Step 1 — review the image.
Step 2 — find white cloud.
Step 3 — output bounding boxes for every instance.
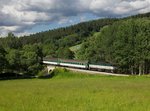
[89,0,150,16]
[0,0,150,36]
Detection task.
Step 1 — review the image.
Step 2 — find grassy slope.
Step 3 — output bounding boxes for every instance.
[70,44,82,52]
[69,31,101,52]
[0,72,150,111]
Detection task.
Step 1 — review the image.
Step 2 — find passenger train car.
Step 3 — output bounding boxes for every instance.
[43,58,116,72]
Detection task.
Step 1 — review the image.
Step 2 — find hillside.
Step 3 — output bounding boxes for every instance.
[0,12,150,75]
[77,18,150,74]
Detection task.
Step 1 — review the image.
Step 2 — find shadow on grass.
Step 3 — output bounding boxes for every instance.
[0,73,35,81]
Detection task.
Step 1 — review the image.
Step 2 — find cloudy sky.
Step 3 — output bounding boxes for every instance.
[0,0,150,36]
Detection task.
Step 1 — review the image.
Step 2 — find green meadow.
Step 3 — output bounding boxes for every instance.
[0,71,150,111]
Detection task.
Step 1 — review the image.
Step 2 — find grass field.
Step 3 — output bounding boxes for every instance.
[0,71,150,111]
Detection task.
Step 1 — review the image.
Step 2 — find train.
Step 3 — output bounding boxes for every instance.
[43,58,116,73]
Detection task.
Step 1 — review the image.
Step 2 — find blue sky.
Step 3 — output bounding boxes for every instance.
[0,0,150,36]
[28,13,99,34]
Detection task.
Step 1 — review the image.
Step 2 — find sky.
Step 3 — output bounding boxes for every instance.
[0,0,150,36]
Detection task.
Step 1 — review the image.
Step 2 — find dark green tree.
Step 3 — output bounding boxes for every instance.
[0,46,7,73]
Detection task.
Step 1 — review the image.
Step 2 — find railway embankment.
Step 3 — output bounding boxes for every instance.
[65,67,129,77]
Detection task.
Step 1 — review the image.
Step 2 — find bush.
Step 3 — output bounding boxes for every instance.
[37,68,51,78]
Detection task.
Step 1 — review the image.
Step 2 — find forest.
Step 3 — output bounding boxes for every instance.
[77,18,150,75]
[0,12,150,76]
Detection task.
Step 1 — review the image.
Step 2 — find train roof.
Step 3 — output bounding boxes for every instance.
[43,58,88,64]
[43,58,115,67]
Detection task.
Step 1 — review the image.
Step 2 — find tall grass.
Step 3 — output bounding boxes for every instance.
[51,68,101,78]
[0,71,150,111]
